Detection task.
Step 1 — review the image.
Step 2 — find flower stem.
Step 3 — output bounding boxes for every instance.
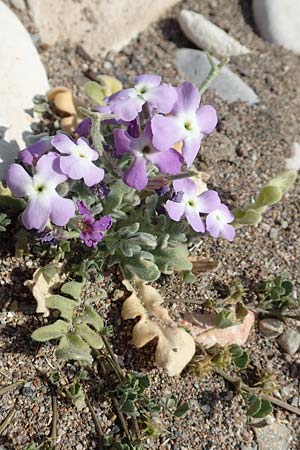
[199,52,230,96]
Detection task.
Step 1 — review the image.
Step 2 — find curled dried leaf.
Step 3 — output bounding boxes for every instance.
[188,256,218,274]
[47,86,78,132]
[24,267,65,317]
[121,281,195,376]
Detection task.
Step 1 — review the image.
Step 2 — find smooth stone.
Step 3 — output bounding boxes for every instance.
[9,0,26,10]
[175,48,259,104]
[259,318,284,339]
[178,9,249,58]
[254,423,292,450]
[277,328,300,355]
[253,0,300,54]
[27,0,180,57]
[0,1,49,180]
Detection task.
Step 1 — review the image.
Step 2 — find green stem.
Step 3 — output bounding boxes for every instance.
[215,367,300,416]
[101,335,125,381]
[199,52,230,96]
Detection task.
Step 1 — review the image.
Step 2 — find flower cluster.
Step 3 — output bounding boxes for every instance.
[5,73,235,249]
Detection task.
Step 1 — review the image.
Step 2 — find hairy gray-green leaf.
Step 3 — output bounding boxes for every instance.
[32,320,69,342]
[81,305,104,331]
[61,281,84,301]
[46,295,78,321]
[75,323,103,349]
[56,333,93,365]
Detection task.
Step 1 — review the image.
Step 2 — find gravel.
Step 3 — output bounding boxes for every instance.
[1,0,300,449]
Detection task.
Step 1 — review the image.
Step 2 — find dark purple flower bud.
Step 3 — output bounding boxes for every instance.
[156,185,171,197]
[75,118,92,138]
[90,182,110,199]
[127,119,140,138]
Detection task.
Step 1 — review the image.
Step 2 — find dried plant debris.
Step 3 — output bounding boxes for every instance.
[121,280,195,376]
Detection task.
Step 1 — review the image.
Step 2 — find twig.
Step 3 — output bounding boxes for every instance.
[0,402,17,434]
[0,381,24,396]
[101,335,125,381]
[215,367,300,416]
[85,392,105,449]
[199,52,230,95]
[50,394,58,443]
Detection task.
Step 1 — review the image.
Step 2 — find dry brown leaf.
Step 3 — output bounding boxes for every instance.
[121,281,195,376]
[24,267,64,317]
[182,310,255,348]
[47,86,78,132]
[188,256,219,274]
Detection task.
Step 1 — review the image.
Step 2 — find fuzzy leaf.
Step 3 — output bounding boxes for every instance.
[81,305,104,331]
[31,320,69,342]
[252,399,272,418]
[247,395,261,417]
[174,402,189,417]
[84,76,122,104]
[266,169,297,194]
[254,186,282,209]
[56,333,93,365]
[46,295,78,321]
[61,281,84,301]
[75,323,103,349]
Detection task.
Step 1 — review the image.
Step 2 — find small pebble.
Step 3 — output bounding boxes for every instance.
[277,328,300,355]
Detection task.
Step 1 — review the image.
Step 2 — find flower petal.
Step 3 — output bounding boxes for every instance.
[50,193,75,226]
[148,148,183,174]
[77,138,99,161]
[59,154,83,180]
[36,153,67,186]
[151,115,183,151]
[197,190,221,213]
[123,157,148,190]
[173,178,197,196]
[22,197,50,230]
[94,215,112,231]
[109,89,144,121]
[134,74,161,89]
[172,82,201,115]
[185,207,205,232]
[82,161,105,187]
[144,84,178,114]
[165,200,185,221]
[182,135,203,167]
[218,204,234,223]
[75,118,92,138]
[19,138,52,165]
[114,129,132,156]
[197,105,218,134]
[220,223,235,242]
[5,164,32,197]
[51,134,78,155]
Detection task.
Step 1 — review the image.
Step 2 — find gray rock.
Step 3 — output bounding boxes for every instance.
[27,0,180,57]
[175,48,259,104]
[0,1,49,180]
[259,318,284,339]
[254,423,292,450]
[253,0,300,54]
[277,328,300,355]
[178,9,249,58]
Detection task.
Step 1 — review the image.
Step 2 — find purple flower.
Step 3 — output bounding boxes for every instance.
[51,134,104,187]
[75,118,92,138]
[206,204,235,241]
[90,182,110,199]
[36,228,66,246]
[77,200,112,247]
[6,153,75,230]
[165,178,220,232]
[151,82,217,167]
[108,74,178,122]
[114,122,183,190]
[19,137,52,165]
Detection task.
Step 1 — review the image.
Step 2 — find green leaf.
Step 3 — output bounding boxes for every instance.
[61,281,84,300]
[55,333,93,365]
[75,323,103,349]
[281,280,293,296]
[234,351,249,369]
[174,402,189,417]
[165,394,178,409]
[229,344,243,359]
[81,305,104,331]
[233,209,262,227]
[246,395,262,417]
[46,295,78,320]
[254,186,282,209]
[266,169,297,194]
[121,399,138,416]
[31,320,69,342]
[215,310,236,329]
[42,264,57,283]
[84,81,107,105]
[252,399,273,418]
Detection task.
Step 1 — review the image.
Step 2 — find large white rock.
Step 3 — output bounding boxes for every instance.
[178,9,249,58]
[175,48,259,104]
[0,1,49,179]
[27,0,180,57]
[253,0,300,54]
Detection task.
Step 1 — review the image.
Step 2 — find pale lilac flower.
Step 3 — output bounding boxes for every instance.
[165,178,220,232]
[108,74,178,121]
[206,204,235,241]
[114,122,183,190]
[77,200,112,247]
[19,137,52,165]
[151,82,217,167]
[6,153,75,230]
[51,134,104,187]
